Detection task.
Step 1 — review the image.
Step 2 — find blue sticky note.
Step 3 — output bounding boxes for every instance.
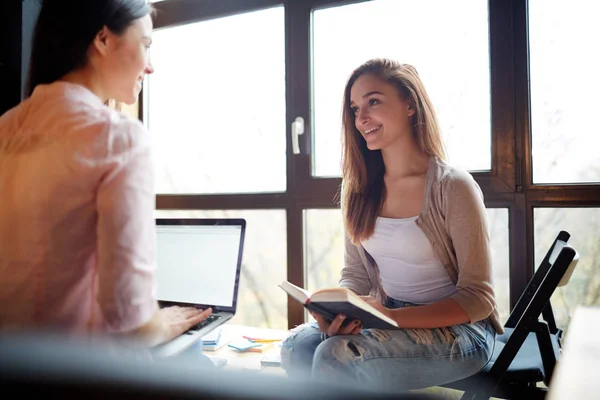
[227,339,262,352]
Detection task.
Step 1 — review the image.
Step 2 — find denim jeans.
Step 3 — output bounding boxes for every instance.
[280,297,496,392]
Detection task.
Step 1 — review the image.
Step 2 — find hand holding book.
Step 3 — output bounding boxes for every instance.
[309,311,363,336]
[278,281,400,331]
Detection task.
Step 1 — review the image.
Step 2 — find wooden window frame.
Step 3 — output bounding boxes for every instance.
[147,0,600,329]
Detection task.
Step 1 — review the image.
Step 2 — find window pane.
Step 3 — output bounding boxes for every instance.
[305,209,344,291]
[147,7,286,194]
[312,0,490,177]
[534,208,600,331]
[154,210,287,329]
[529,0,600,184]
[304,208,509,323]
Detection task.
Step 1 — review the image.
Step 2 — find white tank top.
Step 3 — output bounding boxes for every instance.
[361,216,457,304]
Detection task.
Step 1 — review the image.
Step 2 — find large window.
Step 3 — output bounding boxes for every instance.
[148,7,286,194]
[312,0,491,177]
[529,0,600,184]
[534,208,600,331]
[526,0,600,332]
[146,0,600,333]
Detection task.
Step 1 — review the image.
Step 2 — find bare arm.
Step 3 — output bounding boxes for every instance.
[388,298,469,328]
[360,296,469,329]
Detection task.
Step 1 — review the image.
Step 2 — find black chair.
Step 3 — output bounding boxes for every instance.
[441,231,579,400]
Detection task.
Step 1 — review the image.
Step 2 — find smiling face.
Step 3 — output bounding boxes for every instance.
[349,74,415,151]
[94,14,154,104]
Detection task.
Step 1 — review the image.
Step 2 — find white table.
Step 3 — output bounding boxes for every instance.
[548,306,600,399]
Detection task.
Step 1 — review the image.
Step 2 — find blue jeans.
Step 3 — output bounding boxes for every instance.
[280,297,496,391]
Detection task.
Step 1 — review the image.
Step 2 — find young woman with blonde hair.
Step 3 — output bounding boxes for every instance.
[281,58,503,391]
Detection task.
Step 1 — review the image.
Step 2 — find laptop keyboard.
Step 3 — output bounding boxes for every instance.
[186,314,221,333]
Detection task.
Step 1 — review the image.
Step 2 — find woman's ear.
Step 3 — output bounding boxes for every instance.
[407,104,416,117]
[92,26,111,57]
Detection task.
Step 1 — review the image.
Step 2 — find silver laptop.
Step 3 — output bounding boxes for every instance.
[150,218,246,358]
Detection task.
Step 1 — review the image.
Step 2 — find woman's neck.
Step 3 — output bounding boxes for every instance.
[380,136,430,179]
[59,68,107,103]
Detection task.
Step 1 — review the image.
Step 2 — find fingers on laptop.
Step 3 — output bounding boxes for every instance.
[189,307,212,324]
[171,306,210,316]
[180,307,204,316]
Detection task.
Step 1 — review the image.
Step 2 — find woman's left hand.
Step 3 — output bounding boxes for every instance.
[359,296,393,319]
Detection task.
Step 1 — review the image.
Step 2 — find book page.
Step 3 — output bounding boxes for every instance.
[278,281,311,304]
[311,287,352,302]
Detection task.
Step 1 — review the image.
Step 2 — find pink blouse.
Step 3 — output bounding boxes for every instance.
[0,81,157,335]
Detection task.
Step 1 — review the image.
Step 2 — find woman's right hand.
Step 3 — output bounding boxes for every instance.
[310,311,362,336]
[130,305,213,347]
[159,306,212,344]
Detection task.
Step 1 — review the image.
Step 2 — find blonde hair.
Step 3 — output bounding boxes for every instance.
[340,58,446,244]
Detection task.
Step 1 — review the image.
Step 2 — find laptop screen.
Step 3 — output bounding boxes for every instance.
[155,221,243,309]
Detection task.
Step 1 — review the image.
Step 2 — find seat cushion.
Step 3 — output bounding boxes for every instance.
[483,329,545,383]
[444,328,561,391]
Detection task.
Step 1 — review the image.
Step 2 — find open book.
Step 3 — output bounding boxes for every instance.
[278,281,399,330]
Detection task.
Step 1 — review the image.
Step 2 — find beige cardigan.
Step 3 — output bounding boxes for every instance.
[340,156,504,334]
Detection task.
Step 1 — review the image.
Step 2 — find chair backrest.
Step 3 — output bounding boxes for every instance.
[505,231,570,329]
[557,250,579,287]
[510,243,577,331]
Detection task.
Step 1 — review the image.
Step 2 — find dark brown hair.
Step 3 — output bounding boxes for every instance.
[26,0,155,96]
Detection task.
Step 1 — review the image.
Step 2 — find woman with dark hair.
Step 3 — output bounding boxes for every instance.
[281,58,502,390]
[0,0,211,347]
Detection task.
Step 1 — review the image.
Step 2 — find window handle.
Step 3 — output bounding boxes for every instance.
[291,116,305,155]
